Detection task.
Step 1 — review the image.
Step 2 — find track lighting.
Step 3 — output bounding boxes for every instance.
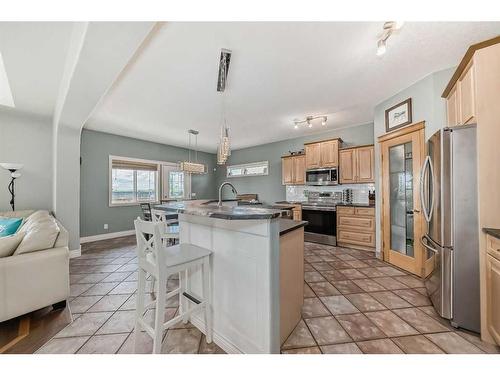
[376,21,404,56]
[321,116,327,126]
[377,39,387,56]
[293,115,328,129]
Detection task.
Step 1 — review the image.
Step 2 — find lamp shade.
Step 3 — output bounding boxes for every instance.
[0,163,24,172]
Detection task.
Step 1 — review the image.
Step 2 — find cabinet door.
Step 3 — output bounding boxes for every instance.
[320,140,339,167]
[487,254,500,344]
[305,143,321,169]
[446,86,459,126]
[459,63,476,125]
[339,149,356,184]
[357,146,375,183]
[293,155,306,184]
[282,157,294,185]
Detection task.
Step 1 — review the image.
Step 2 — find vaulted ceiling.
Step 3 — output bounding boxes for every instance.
[1,22,499,151]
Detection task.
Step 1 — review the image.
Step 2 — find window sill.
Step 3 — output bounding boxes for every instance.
[109,201,160,208]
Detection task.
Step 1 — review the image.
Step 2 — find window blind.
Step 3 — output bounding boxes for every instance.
[111,159,158,171]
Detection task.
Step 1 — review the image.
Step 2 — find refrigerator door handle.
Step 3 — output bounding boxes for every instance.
[420,155,431,222]
[421,235,438,253]
[427,156,435,223]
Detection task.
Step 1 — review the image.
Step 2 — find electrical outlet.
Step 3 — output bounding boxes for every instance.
[191,192,196,197]
[103,224,108,230]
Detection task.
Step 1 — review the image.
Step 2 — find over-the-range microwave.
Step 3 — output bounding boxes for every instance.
[305,167,338,186]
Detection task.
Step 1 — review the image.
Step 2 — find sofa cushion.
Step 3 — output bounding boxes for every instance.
[0,217,24,237]
[20,210,50,230]
[0,210,35,219]
[14,217,60,255]
[0,231,25,257]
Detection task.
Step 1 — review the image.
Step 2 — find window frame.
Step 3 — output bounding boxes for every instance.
[226,161,269,178]
[161,164,192,200]
[108,155,161,207]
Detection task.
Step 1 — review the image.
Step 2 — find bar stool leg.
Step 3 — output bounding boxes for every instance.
[134,267,147,352]
[179,270,188,323]
[202,256,213,343]
[152,273,167,354]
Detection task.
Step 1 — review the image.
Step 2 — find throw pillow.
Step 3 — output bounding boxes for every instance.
[0,217,24,238]
[14,218,60,255]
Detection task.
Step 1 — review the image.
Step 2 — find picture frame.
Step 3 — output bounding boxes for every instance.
[385,98,412,132]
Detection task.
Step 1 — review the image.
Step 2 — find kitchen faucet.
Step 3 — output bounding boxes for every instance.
[218,182,238,206]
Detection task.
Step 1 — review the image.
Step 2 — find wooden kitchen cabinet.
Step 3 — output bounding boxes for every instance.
[305,143,321,169]
[281,155,305,185]
[446,86,459,126]
[305,138,342,169]
[337,205,375,251]
[339,145,374,184]
[486,234,500,344]
[446,61,476,126]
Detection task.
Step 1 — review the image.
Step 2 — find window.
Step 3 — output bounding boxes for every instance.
[110,157,160,206]
[169,171,185,199]
[162,165,190,200]
[227,161,269,178]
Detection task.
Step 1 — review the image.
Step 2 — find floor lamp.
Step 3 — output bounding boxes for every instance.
[0,163,24,211]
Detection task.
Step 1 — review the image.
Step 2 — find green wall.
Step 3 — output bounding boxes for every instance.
[215,123,374,204]
[80,129,218,237]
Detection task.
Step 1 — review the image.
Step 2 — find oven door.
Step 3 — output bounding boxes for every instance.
[302,208,337,246]
[306,168,336,185]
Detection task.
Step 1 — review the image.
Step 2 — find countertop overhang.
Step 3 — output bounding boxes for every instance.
[279,219,308,236]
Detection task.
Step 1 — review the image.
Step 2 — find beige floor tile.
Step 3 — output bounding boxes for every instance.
[344,260,369,269]
[357,339,404,354]
[363,259,387,267]
[102,272,133,283]
[282,320,317,349]
[87,294,131,312]
[77,333,129,354]
[282,346,321,354]
[302,297,331,318]
[335,313,386,341]
[37,336,90,354]
[352,278,386,292]
[455,330,500,354]
[331,280,364,294]
[370,291,412,309]
[425,332,484,353]
[338,268,367,280]
[97,310,136,334]
[118,331,154,354]
[345,293,386,312]
[199,335,226,354]
[78,273,111,284]
[376,266,407,277]
[321,270,348,282]
[370,276,408,290]
[304,283,316,298]
[320,342,362,354]
[311,262,333,271]
[320,295,359,315]
[304,271,326,283]
[162,328,202,353]
[392,307,450,334]
[109,281,138,295]
[393,275,425,288]
[55,312,113,338]
[305,316,351,345]
[358,267,387,278]
[336,254,357,261]
[70,283,95,297]
[327,260,351,270]
[392,335,445,354]
[69,295,103,313]
[308,282,341,297]
[83,282,120,296]
[397,289,432,307]
[365,310,419,337]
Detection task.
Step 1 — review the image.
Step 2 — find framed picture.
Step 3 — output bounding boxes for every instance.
[385,98,412,132]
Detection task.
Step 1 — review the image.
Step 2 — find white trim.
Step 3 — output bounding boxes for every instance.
[69,247,81,258]
[80,229,135,244]
[190,315,242,354]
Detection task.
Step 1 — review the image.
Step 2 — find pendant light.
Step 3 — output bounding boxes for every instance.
[216,48,232,165]
[179,129,206,174]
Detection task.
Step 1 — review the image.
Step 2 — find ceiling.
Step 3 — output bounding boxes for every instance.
[0,22,499,151]
[0,22,73,117]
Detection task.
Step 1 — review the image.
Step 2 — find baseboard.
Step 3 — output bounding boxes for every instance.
[80,230,135,244]
[190,315,242,354]
[69,247,81,258]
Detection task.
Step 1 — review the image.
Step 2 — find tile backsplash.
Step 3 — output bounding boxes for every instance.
[286,183,375,204]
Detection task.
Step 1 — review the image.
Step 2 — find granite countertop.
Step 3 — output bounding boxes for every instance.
[336,202,376,208]
[155,200,282,220]
[275,201,304,205]
[483,228,500,240]
[279,219,308,236]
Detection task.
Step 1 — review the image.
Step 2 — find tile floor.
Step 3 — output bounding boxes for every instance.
[36,237,500,354]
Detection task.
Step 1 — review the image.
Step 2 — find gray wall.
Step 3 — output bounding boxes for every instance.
[215,123,374,204]
[0,109,53,212]
[80,129,218,237]
[373,67,455,254]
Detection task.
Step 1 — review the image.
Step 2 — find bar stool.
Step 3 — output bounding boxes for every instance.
[133,218,213,354]
[151,209,179,246]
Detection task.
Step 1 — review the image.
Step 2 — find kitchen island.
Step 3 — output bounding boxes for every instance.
[155,200,306,354]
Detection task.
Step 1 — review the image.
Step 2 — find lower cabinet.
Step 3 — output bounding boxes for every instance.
[486,234,500,344]
[337,206,375,251]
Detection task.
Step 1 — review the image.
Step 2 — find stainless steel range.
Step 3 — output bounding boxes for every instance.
[302,191,342,246]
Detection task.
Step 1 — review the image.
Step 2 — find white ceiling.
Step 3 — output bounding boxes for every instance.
[0,22,73,117]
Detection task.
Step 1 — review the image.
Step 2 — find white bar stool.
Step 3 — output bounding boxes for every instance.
[134,218,213,354]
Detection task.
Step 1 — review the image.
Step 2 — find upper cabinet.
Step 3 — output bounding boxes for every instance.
[305,139,341,169]
[282,155,305,185]
[339,145,374,184]
[445,61,476,127]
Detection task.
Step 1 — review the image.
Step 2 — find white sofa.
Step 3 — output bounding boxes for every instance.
[0,210,70,322]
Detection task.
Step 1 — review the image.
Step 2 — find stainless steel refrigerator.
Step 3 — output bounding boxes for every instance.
[421,124,480,333]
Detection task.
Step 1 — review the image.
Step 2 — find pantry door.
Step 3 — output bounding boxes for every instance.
[379,122,429,277]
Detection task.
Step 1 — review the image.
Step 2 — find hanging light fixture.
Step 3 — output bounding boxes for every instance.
[216,48,232,165]
[179,129,207,174]
[293,115,328,129]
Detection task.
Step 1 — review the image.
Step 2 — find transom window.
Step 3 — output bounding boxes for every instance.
[227,161,269,178]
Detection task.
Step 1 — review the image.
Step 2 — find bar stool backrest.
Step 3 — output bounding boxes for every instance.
[134,217,165,276]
